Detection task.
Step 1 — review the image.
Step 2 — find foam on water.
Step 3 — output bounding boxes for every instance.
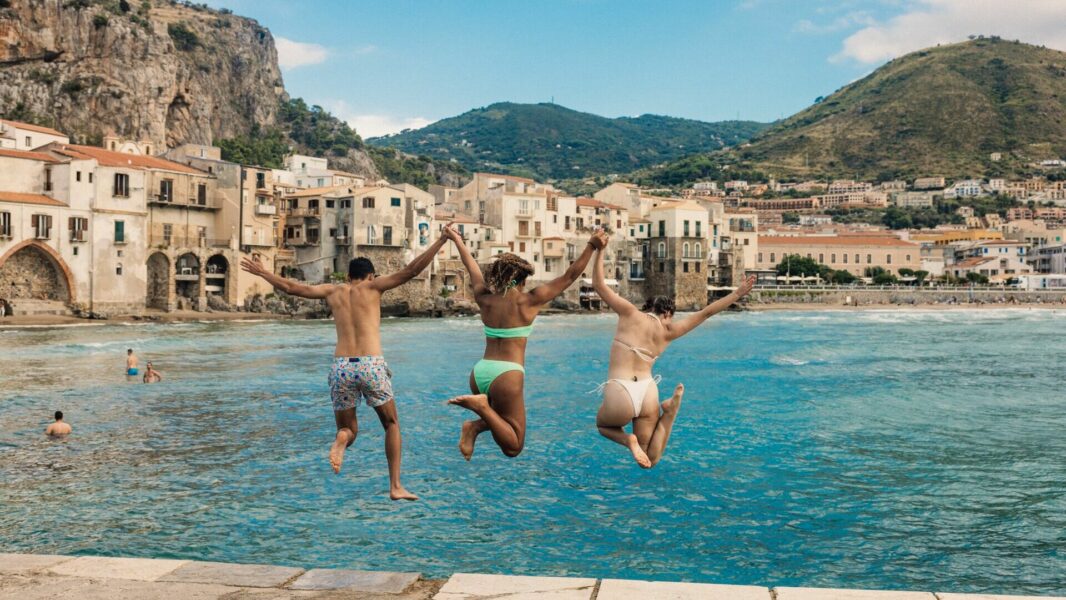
[1,312,1064,594]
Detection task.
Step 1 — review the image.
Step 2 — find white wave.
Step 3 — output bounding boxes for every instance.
[770,355,809,366]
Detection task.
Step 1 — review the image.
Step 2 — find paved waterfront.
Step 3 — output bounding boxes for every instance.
[2,554,1065,599]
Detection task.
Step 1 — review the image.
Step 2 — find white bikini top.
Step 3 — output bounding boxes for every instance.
[613,313,663,363]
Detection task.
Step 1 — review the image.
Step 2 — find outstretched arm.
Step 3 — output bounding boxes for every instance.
[528,230,608,305]
[446,226,488,295]
[371,223,453,291]
[240,257,336,299]
[593,243,637,316]
[666,274,755,341]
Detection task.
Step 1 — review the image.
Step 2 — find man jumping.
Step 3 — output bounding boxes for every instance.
[240,224,453,501]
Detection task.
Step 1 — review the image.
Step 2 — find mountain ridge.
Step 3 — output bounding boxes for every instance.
[368,101,767,181]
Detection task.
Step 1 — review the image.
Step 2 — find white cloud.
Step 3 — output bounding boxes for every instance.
[328,101,432,138]
[833,0,1066,64]
[275,36,329,70]
[794,11,876,34]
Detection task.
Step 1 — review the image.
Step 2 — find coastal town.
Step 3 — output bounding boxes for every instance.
[1,116,1065,319]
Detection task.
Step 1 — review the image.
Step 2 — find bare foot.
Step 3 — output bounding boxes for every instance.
[459,420,480,461]
[328,430,349,474]
[660,383,685,416]
[448,393,490,413]
[626,434,652,468]
[390,485,419,501]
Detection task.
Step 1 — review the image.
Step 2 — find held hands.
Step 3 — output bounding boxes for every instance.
[588,229,609,250]
[240,256,269,277]
[440,222,461,245]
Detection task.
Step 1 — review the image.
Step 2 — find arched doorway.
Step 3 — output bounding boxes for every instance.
[0,242,73,304]
[146,252,170,310]
[205,254,228,300]
[175,252,200,302]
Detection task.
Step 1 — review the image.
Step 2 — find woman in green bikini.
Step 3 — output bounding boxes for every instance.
[445,226,608,459]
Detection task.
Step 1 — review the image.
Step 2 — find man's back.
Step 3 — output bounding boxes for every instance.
[46,422,71,436]
[328,282,383,357]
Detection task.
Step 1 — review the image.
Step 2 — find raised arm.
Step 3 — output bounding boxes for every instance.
[371,223,453,291]
[240,257,336,299]
[666,274,755,341]
[446,226,487,295]
[528,230,608,305]
[593,243,637,316]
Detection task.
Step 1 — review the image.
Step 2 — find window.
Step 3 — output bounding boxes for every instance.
[683,262,689,273]
[159,179,173,202]
[307,227,320,244]
[684,220,690,236]
[819,253,824,262]
[695,243,702,258]
[163,223,172,244]
[197,184,207,206]
[114,220,125,244]
[770,252,776,263]
[695,262,701,273]
[683,242,690,258]
[329,228,337,238]
[197,227,206,244]
[657,241,666,258]
[867,254,872,264]
[256,172,266,188]
[831,253,836,263]
[362,197,375,209]
[69,217,88,242]
[76,171,82,182]
[31,214,52,239]
[116,263,123,276]
[519,242,526,252]
[89,172,93,184]
[391,197,401,207]
[367,225,377,244]
[617,219,622,229]
[0,211,10,237]
[383,226,393,245]
[565,216,571,229]
[696,221,701,237]
[44,167,52,192]
[843,254,848,264]
[326,199,335,209]
[552,215,558,224]
[113,173,130,197]
[854,254,859,264]
[887,254,892,264]
[658,220,665,237]
[906,254,911,261]
[658,262,664,272]
[758,253,763,262]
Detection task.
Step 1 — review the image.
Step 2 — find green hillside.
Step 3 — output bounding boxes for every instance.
[367,102,766,181]
[642,38,1066,186]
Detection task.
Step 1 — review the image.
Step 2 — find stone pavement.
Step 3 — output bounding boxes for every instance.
[0,553,1062,599]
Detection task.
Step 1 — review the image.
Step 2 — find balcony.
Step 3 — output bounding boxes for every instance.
[150,235,232,249]
[287,207,320,218]
[149,194,221,210]
[255,204,277,216]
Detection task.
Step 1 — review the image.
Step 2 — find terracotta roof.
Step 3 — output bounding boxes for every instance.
[758,235,918,247]
[329,169,363,178]
[0,148,63,164]
[0,119,66,138]
[48,144,205,174]
[0,191,68,207]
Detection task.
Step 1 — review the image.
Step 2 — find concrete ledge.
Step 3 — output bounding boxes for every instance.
[776,588,936,600]
[434,573,597,599]
[598,578,770,599]
[0,553,75,574]
[289,568,421,593]
[158,560,304,588]
[48,556,188,582]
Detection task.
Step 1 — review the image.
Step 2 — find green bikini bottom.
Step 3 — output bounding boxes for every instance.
[472,359,525,395]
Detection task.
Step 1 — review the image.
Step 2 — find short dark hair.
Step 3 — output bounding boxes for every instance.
[348,257,375,280]
[55,411,63,421]
[641,295,676,317]
[127,349,133,354]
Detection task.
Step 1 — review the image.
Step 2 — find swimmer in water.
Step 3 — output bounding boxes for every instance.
[143,361,162,384]
[45,411,72,437]
[126,348,138,376]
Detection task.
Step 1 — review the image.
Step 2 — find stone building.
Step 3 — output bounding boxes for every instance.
[641,202,711,310]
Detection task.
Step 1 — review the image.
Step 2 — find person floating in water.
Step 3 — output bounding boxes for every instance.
[45,411,72,437]
[446,226,608,460]
[143,361,162,384]
[126,348,138,376]
[240,224,455,501]
[592,238,755,467]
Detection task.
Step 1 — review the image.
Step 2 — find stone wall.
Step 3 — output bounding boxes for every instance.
[353,245,435,313]
[0,246,69,302]
[641,238,707,311]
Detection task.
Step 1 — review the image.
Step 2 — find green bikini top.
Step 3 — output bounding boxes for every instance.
[484,323,534,338]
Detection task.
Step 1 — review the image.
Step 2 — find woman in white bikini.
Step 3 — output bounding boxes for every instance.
[592,239,755,467]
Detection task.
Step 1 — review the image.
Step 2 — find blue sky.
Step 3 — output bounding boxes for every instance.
[203,1,1066,137]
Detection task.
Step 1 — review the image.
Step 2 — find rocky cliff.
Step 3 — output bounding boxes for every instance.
[0,0,284,148]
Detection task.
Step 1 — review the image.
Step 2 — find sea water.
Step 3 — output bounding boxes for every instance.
[1,310,1064,594]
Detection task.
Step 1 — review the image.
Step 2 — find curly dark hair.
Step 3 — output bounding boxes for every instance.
[485,253,535,294]
[641,295,675,317]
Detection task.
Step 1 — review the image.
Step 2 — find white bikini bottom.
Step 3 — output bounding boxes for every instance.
[606,376,661,418]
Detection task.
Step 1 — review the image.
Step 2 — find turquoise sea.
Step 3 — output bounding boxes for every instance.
[1,310,1064,594]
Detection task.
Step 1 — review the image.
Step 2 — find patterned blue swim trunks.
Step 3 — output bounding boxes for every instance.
[328,356,394,411]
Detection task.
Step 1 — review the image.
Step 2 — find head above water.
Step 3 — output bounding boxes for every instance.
[127,348,133,355]
[146,361,153,369]
[485,253,534,294]
[641,295,676,319]
[54,411,63,421]
[348,257,376,281]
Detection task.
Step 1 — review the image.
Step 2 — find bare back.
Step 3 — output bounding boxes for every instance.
[327,282,384,357]
[475,290,542,364]
[608,312,669,381]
